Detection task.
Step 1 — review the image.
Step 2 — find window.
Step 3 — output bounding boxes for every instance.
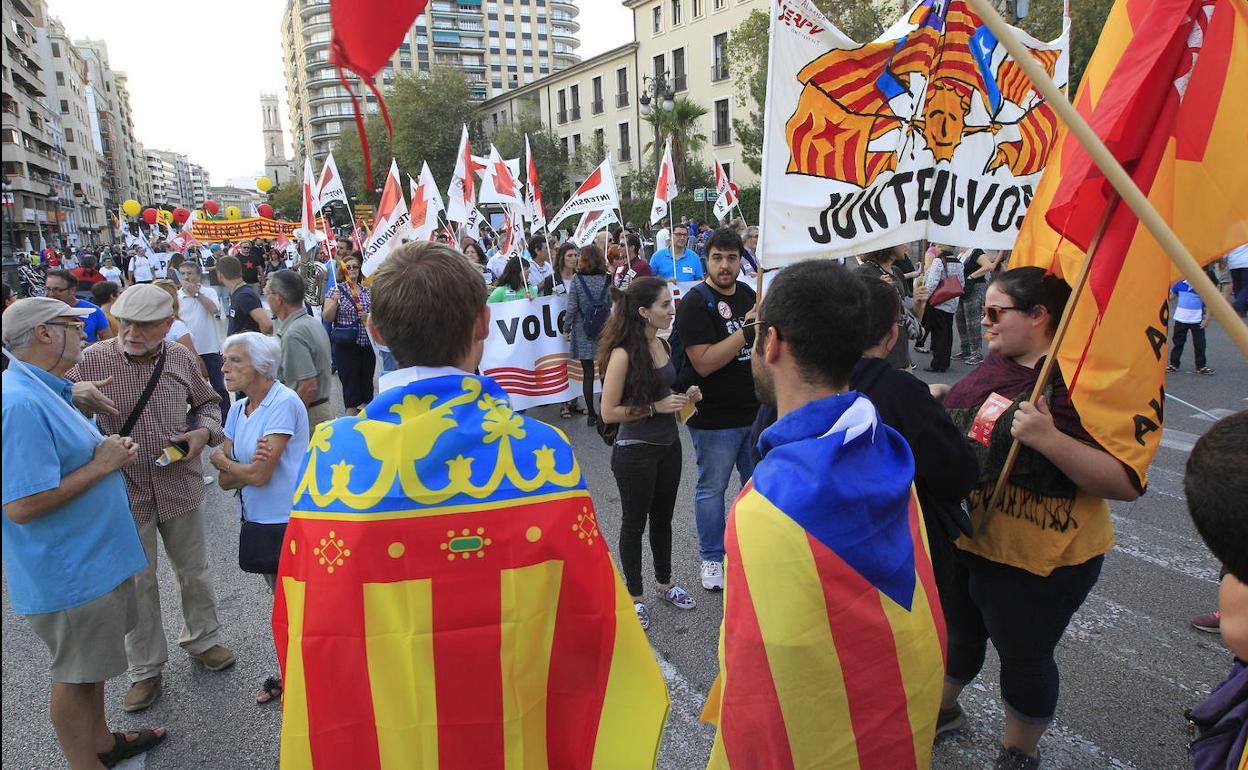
[721,161,731,181]
[570,84,580,120]
[616,67,629,107]
[560,136,569,159]
[672,48,687,91]
[594,127,605,152]
[592,76,603,114]
[557,89,567,123]
[654,54,665,82]
[693,0,703,17]
[59,99,69,114]
[69,155,78,170]
[652,6,662,34]
[713,98,730,145]
[51,42,61,57]
[712,33,729,80]
[714,0,726,8]
[672,0,682,25]
[55,71,65,86]
[571,133,581,153]
[618,122,631,161]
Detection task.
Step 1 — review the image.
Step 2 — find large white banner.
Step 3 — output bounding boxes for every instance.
[761,0,1068,264]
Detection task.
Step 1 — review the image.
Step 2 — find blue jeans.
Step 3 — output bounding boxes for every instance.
[380,349,398,373]
[688,425,756,563]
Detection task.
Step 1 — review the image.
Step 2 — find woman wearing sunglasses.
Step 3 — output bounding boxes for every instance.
[934,266,1141,769]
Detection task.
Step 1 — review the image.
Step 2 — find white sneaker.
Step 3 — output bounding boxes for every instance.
[203,475,213,485]
[700,560,724,591]
[659,585,697,610]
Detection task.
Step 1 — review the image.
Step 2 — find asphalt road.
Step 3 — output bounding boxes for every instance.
[3,320,1244,770]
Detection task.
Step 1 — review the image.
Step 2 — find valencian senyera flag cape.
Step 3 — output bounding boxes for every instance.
[702,393,946,770]
[274,373,669,769]
[1013,0,1248,488]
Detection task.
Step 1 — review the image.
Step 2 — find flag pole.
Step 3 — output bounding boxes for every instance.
[980,201,1115,525]
[966,0,1248,358]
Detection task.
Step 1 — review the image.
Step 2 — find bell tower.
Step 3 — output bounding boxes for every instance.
[261,94,293,187]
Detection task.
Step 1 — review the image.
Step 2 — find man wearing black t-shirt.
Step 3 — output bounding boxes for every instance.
[216,255,273,336]
[235,240,264,292]
[674,227,759,592]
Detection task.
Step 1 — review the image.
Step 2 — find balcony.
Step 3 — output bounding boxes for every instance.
[300,0,330,20]
[302,17,331,35]
[557,109,567,124]
[618,146,631,162]
[616,92,629,108]
[303,37,330,56]
[711,62,729,82]
[591,99,603,115]
[570,106,580,121]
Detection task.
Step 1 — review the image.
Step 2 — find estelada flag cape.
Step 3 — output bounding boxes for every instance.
[274,373,669,769]
[702,393,945,770]
[1013,0,1248,487]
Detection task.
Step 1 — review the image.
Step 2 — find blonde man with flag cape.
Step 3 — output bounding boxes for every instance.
[702,261,945,770]
[274,241,669,769]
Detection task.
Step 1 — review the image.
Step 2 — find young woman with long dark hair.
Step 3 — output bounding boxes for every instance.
[598,276,702,630]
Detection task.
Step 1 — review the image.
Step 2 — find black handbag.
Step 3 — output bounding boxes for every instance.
[237,493,287,574]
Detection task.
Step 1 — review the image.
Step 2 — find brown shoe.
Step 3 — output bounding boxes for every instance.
[191,644,236,672]
[123,676,162,713]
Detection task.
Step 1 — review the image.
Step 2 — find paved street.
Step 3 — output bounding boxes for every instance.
[3,320,1244,769]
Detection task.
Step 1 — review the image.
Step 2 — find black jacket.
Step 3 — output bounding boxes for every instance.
[749,356,979,539]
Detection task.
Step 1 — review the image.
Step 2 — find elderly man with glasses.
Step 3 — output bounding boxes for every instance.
[43,269,114,345]
[67,284,234,714]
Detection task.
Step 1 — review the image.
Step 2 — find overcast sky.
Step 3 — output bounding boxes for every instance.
[44,0,634,184]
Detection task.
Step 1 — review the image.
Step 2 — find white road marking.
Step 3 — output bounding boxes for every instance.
[1159,428,1200,453]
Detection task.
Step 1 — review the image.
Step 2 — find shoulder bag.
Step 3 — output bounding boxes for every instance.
[928,257,965,307]
[118,348,166,437]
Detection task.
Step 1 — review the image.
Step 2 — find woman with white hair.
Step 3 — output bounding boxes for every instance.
[207,332,309,705]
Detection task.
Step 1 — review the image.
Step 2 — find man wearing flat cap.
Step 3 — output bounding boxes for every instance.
[68,283,235,713]
[2,298,168,767]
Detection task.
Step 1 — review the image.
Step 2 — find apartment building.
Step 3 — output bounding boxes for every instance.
[44,17,107,245]
[145,149,208,209]
[205,185,263,217]
[281,0,582,169]
[76,39,152,214]
[480,0,763,199]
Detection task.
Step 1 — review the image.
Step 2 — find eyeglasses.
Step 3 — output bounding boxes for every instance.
[46,320,85,330]
[983,305,1029,323]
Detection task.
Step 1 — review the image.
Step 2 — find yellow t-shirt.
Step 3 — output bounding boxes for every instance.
[956,482,1114,576]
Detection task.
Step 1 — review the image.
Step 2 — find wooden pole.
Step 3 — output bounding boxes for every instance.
[966,0,1248,358]
[980,202,1115,525]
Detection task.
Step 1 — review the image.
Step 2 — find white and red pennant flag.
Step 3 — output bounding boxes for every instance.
[500,205,527,260]
[315,152,349,213]
[461,206,486,243]
[649,136,677,225]
[446,124,484,224]
[713,156,740,222]
[572,208,618,249]
[295,156,323,252]
[361,158,411,276]
[525,135,546,232]
[408,161,444,241]
[478,145,526,209]
[547,158,621,230]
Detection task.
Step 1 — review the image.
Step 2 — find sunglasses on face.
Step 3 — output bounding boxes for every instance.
[983,305,1029,323]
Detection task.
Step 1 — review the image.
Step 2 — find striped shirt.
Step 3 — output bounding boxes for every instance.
[68,338,224,523]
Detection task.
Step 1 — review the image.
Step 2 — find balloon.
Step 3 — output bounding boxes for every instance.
[224,206,241,220]
[141,207,158,225]
[172,207,190,224]
[123,199,141,217]
[256,177,273,192]
[203,199,220,215]
[257,203,274,219]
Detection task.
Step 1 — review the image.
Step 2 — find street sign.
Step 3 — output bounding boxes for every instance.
[693,189,706,202]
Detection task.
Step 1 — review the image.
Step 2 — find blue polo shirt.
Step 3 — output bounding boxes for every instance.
[1,363,146,615]
[224,381,309,525]
[74,299,110,344]
[650,248,704,282]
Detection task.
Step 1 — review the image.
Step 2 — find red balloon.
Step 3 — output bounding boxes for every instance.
[257,203,274,219]
[172,207,190,224]
[141,207,158,224]
[203,200,220,215]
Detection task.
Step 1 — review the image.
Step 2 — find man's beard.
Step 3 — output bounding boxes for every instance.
[751,354,775,406]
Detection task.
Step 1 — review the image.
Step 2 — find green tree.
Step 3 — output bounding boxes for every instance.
[267,183,303,221]
[642,97,709,188]
[1015,0,1114,94]
[331,67,480,206]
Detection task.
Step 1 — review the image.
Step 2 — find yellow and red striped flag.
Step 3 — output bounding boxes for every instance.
[1013,0,1248,487]
[274,374,669,769]
[702,394,946,769]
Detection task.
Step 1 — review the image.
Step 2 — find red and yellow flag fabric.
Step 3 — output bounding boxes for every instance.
[273,373,668,769]
[702,394,946,769]
[1013,0,1248,487]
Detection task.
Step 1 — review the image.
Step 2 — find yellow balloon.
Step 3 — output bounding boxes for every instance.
[224,206,242,220]
[256,177,273,192]
[123,199,141,217]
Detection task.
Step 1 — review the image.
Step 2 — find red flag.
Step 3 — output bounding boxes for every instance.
[328,0,430,188]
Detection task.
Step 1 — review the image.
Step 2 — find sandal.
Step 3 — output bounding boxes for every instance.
[570,401,588,414]
[256,675,283,705]
[559,404,572,419]
[1197,367,1215,375]
[98,728,167,767]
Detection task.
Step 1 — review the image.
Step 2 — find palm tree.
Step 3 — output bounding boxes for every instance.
[644,97,709,188]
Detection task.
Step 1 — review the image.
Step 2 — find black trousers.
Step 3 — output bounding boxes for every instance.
[610,440,682,598]
[1170,321,1207,369]
[334,342,376,409]
[944,549,1103,723]
[580,359,598,423]
[925,307,955,370]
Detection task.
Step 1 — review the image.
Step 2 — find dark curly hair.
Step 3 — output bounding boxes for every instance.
[596,276,669,406]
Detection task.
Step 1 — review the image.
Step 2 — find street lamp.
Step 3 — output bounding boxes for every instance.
[639,72,675,174]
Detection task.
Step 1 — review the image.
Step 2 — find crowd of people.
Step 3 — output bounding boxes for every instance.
[2,220,1246,770]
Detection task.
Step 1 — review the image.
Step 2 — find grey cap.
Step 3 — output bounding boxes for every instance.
[110,283,174,322]
[2,297,93,346]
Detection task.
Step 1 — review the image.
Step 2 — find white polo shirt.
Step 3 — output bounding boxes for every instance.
[178,287,223,354]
